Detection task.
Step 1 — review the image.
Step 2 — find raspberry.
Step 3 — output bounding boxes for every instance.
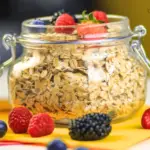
[55,13,76,34]
[50,9,65,25]
[93,11,108,23]
[28,113,54,137]
[8,107,32,133]
[141,108,150,129]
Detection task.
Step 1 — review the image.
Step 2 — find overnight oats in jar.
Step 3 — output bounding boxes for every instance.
[2,10,149,123]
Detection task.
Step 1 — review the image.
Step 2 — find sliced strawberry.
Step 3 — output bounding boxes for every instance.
[141,108,150,129]
[77,24,107,39]
[93,11,108,23]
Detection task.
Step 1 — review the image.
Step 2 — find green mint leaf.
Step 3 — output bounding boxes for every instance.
[79,19,85,23]
[88,13,94,20]
[82,10,87,20]
[88,13,100,23]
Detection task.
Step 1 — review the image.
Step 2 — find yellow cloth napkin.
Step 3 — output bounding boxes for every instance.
[1,105,150,150]
[0,101,12,111]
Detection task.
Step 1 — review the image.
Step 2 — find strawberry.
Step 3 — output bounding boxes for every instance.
[141,108,150,129]
[93,10,108,23]
[77,24,107,37]
[8,107,32,133]
[28,113,54,137]
[55,13,76,34]
[77,10,107,38]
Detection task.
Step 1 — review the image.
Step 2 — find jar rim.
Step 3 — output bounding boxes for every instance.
[22,14,129,28]
[20,14,133,43]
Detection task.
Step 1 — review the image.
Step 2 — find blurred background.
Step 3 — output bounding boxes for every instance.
[0,0,92,64]
[0,0,150,64]
[94,0,150,58]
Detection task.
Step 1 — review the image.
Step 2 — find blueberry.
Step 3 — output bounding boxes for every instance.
[0,120,7,138]
[47,139,67,150]
[75,147,89,150]
[30,19,45,32]
[31,19,45,25]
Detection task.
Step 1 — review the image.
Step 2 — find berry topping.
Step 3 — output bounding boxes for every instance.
[0,120,7,138]
[31,19,45,25]
[75,147,89,150]
[55,13,76,34]
[69,113,112,141]
[47,139,67,150]
[28,113,54,137]
[8,107,32,133]
[141,108,150,129]
[93,11,108,23]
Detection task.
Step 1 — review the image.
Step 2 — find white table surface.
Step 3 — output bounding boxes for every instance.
[0,141,150,150]
[0,145,45,150]
[0,144,150,150]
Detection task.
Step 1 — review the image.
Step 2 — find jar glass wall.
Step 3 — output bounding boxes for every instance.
[2,15,148,123]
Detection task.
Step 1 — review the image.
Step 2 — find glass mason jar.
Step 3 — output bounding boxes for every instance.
[1,15,150,123]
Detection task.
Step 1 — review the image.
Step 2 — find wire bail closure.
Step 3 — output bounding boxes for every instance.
[131,25,150,74]
[0,34,16,76]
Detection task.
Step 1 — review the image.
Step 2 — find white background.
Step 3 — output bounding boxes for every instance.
[0,69,9,100]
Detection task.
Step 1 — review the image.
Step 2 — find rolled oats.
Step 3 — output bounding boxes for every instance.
[9,32,147,122]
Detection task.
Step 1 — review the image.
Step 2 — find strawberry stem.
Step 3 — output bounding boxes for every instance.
[82,10,87,20]
[79,10,106,24]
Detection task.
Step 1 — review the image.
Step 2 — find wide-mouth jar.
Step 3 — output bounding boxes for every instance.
[1,14,150,123]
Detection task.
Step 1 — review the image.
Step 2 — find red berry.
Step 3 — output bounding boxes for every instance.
[28,113,54,137]
[141,108,150,129]
[8,107,32,133]
[55,13,76,34]
[93,11,108,23]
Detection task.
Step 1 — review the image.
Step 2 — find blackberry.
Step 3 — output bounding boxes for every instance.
[50,9,65,25]
[69,113,112,141]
